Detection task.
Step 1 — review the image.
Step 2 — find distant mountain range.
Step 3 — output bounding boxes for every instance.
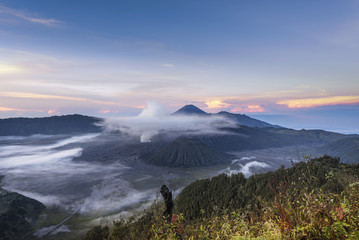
[173,104,282,128]
[1,105,358,166]
[0,114,102,136]
[0,105,279,137]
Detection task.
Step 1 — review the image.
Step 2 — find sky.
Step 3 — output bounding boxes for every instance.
[0,0,358,133]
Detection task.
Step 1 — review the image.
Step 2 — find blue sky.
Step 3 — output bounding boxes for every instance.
[0,0,358,133]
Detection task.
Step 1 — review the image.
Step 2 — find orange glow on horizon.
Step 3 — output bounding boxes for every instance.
[0,92,119,105]
[47,109,57,115]
[99,110,110,114]
[0,64,21,74]
[205,100,230,109]
[0,107,23,112]
[277,95,359,108]
[0,106,41,112]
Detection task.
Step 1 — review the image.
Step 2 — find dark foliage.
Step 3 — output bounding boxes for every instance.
[82,225,109,240]
[160,185,174,221]
[83,155,359,239]
[175,155,359,220]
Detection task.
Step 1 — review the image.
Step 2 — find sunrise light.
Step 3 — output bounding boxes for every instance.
[205,100,230,110]
[277,96,359,108]
[0,64,20,74]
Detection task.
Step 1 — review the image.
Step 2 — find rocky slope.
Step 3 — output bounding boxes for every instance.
[0,187,46,240]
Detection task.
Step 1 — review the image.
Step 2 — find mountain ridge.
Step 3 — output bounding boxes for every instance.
[0,114,102,136]
[172,104,282,128]
[172,104,208,116]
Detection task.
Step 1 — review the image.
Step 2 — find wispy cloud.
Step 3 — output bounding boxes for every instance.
[0,92,119,106]
[0,106,41,112]
[161,63,175,68]
[0,5,62,26]
[277,96,359,108]
[205,100,230,110]
[0,64,21,74]
[230,105,265,113]
[200,99,267,113]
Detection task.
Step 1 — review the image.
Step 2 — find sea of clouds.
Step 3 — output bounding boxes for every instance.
[101,101,237,142]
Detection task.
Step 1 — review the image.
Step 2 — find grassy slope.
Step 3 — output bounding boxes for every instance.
[83,156,359,240]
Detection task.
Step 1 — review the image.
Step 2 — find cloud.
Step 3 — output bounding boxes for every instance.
[0,106,41,112]
[0,134,99,159]
[0,5,62,26]
[79,176,155,215]
[277,95,359,108]
[102,101,237,142]
[202,99,266,113]
[47,109,58,115]
[221,159,270,177]
[99,109,110,114]
[0,64,21,74]
[230,105,265,113]
[205,100,231,110]
[161,63,175,68]
[239,161,270,177]
[0,134,109,206]
[0,92,119,105]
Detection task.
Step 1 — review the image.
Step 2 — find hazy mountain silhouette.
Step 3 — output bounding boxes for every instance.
[319,136,359,164]
[217,111,282,128]
[172,104,208,116]
[172,104,281,128]
[0,114,102,136]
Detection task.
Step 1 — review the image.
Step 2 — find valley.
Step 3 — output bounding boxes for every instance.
[0,105,358,239]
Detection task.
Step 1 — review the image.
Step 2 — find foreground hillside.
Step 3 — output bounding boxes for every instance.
[83,156,359,239]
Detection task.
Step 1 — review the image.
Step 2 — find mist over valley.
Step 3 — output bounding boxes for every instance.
[1,104,358,239]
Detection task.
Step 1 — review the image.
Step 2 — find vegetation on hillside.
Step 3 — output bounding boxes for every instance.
[144,137,231,167]
[83,155,359,239]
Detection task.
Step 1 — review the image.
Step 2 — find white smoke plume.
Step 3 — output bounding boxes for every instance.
[102,101,237,142]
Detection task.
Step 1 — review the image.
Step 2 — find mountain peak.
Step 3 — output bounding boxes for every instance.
[172,104,208,116]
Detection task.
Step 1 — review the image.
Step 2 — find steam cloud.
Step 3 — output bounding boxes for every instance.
[221,157,271,177]
[102,101,237,142]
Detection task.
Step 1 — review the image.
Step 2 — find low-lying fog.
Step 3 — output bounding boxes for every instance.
[0,132,316,239]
